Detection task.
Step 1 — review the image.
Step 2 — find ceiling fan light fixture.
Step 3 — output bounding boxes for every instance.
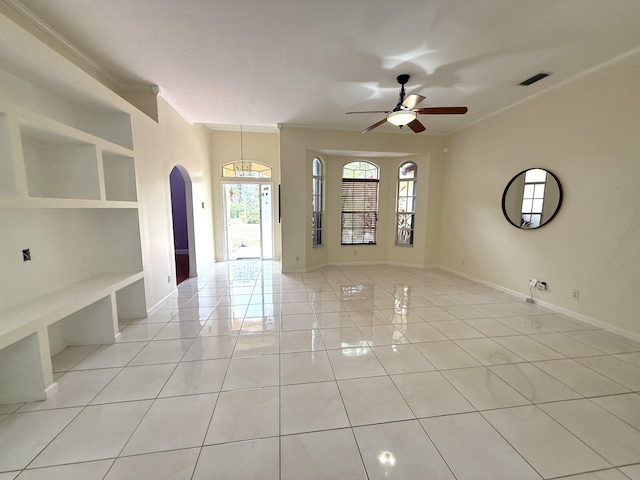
[386,110,416,126]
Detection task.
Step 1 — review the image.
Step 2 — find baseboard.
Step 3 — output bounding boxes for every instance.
[285,261,443,274]
[533,298,640,344]
[195,259,216,275]
[387,261,440,269]
[221,257,640,344]
[147,288,178,316]
[118,310,148,320]
[438,265,640,344]
[45,382,59,399]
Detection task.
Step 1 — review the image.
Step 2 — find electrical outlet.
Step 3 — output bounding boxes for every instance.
[22,248,31,261]
[572,289,580,300]
[536,281,547,290]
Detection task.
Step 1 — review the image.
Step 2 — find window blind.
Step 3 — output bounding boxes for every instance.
[341,179,379,245]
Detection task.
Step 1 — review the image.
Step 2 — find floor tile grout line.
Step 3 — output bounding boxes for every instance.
[6,260,640,478]
[476,406,568,479]
[415,416,461,480]
[189,297,253,480]
[16,405,86,472]
[496,403,617,475]
[109,323,210,465]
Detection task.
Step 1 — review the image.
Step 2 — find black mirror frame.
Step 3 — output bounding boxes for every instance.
[501,168,563,229]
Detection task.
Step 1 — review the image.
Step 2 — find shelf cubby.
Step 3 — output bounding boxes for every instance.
[48,296,116,356]
[21,124,100,200]
[103,150,138,202]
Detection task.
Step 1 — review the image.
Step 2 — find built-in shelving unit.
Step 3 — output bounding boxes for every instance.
[0,63,146,404]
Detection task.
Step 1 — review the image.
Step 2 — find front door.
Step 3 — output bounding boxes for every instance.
[223,183,273,260]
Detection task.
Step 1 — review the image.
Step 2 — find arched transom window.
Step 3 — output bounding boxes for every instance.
[222,161,272,178]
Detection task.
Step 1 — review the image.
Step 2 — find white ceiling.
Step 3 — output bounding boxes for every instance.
[11,0,640,134]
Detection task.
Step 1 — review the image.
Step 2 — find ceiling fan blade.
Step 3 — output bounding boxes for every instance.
[346,110,390,114]
[407,119,426,133]
[415,106,468,115]
[361,118,387,133]
[402,94,425,109]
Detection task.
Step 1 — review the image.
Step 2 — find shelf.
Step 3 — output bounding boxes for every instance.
[0,195,138,209]
[0,272,145,404]
[0,272,144,350]
[21,124,100,200]
[103,150,138,202]
[0,67,133,149]
[1,102,138,206]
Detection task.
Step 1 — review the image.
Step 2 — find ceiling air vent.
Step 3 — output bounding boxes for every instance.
[519,72,551,86]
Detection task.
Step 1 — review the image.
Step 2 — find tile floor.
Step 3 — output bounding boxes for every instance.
[1,261,640,479]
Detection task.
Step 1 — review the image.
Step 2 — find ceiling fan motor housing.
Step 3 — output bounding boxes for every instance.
[397,74,411,85]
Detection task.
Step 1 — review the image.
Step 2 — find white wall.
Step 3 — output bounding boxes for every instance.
[209,130,281,261]
[0,8,216,314]
[441,52,640,335]
[132,98,214,310]
[279,127,446,272]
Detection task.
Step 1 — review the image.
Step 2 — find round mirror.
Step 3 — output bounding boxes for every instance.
[502,168,563,229]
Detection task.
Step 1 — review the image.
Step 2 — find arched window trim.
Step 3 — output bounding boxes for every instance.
[222,161,272,178]
[342,160,380,179]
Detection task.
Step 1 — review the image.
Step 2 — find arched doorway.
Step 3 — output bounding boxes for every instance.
[169,165,197,284]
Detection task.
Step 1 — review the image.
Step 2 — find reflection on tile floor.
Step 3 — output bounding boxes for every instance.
[2,261,640,479]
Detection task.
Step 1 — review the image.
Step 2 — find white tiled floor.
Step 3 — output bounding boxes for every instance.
[2,261,640,479]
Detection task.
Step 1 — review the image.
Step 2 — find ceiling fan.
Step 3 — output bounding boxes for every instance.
[347,74,468,133]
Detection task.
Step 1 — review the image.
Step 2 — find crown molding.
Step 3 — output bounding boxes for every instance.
[452,45,640,135]
[120,82,159,94]
[156,88,193,125]
[3,0,123,91]
[206,124,279,133]
[4,1,195,125]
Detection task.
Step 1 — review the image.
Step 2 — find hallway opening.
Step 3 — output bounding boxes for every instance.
[170,165,197,284]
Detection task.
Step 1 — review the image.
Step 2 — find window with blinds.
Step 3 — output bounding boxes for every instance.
[341,161,379,245]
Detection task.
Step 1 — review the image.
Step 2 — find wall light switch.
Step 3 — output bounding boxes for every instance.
[22,248,31,261]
